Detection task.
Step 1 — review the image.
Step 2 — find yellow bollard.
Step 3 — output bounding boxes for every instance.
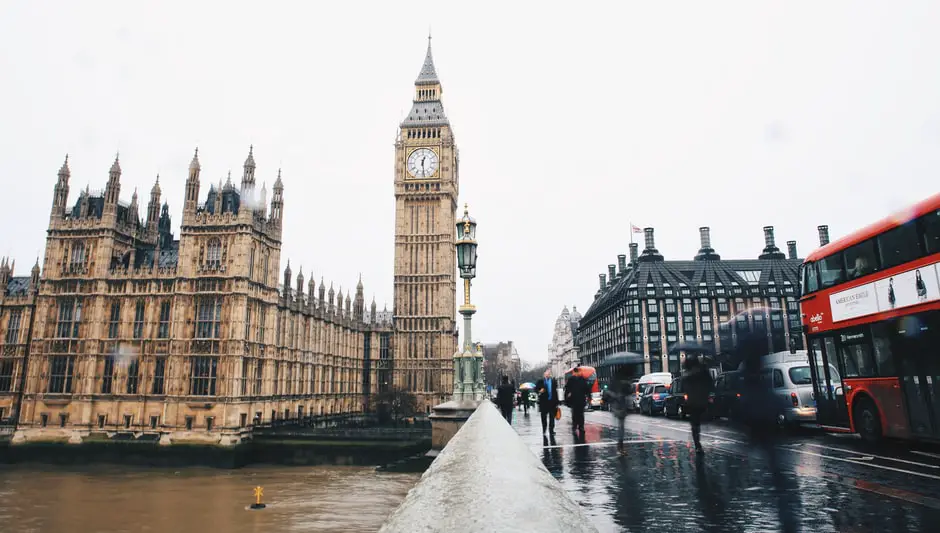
[250,486,266,509]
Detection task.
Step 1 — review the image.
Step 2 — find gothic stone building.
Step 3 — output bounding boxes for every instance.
[392,38,460,411]
[0,148,393,447]
[577,226,816,381]
[548,306,581,386]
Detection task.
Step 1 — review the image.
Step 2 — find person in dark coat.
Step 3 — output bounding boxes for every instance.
[681,354,714,453]
[565,367,590,440]
[535,369,560,435]
[603,368,633,453]
[496,375,515,424]
[737,327,798,533]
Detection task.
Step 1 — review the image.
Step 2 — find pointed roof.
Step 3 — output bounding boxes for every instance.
[274,168,283,189]
[415,35,439,85]
[244,145,255,168]
[58,154,70,178]
[151,174,161,196]
[109,153,121,174]
[189,148,201,171]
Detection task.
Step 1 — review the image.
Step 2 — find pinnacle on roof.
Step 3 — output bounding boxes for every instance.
[58,154,70,177]
[225,171,233,188]
[152,174,161,195]
[109,153,121,174]
[415,35,439,85]
[274,169,283,189]
[357,273,363,290]
[189,148,200,171]
[244,145,255,168]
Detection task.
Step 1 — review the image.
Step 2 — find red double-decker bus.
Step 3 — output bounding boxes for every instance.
[799,193,940,443]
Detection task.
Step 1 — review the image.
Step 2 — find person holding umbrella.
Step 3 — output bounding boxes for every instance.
[519,383,533,415]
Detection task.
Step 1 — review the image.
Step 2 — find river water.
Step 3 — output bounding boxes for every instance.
[0,465,420,533]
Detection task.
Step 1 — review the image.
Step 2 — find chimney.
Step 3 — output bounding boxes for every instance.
[818,225,830,246]
[629,243,639,264]
[763,226,776,248]
[699,227,711,249]
[759,226,785,260]
[598,274,607,291]
[694,226,720,261]
[607,264,616,284]
[644,228,655,251]
[617,254,627,274]
[787,240,798,260]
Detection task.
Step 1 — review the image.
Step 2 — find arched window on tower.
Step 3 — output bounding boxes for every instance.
[206,238,222,269]
[70,241,86,273]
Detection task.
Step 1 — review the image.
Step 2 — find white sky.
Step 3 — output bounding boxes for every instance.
[1,1,938,364]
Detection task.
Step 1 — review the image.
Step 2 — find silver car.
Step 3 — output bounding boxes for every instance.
[756,351,818,426]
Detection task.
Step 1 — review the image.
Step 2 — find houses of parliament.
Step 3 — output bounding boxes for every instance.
[0,39,459,446]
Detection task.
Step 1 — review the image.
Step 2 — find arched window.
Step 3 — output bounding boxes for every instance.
[70,241,85,272]
[206,238,222,268]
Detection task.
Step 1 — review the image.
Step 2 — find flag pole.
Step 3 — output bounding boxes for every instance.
[630,222,633,245]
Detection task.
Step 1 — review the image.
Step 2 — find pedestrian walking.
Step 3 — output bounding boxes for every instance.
[736,329,798,533]
[603,368,633,453]
[681,354,714,453]
[521,389,531,416]
[565,367,590,440]
[496,375,516,424]
[535,369,560,436]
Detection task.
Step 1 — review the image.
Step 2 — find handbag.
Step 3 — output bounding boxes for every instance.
[555,407,562,420]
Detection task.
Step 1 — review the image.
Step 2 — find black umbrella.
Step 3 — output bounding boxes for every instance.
[668,341,713,355]
[597,352,645,368]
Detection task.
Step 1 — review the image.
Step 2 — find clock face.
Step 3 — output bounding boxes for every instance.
[407,148,439,178]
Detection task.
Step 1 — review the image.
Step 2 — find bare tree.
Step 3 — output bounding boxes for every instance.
[369,387,419,425]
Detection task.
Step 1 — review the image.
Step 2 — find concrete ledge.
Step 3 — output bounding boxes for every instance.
[380,401,598,533]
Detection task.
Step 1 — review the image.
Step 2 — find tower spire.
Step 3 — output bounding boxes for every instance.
[415,34,439,85]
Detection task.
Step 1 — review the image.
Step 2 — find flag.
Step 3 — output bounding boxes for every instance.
[631,225,643,234]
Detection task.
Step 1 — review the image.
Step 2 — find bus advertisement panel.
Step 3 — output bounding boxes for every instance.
[800,193,940,443]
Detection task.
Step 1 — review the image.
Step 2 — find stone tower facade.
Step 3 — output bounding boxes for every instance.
[393,38,460,412]
[2,150,392,447]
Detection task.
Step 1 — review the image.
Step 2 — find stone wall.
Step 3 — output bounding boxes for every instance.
[380,401,598,533]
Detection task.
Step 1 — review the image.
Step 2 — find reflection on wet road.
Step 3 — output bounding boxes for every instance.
[513,407,940,532]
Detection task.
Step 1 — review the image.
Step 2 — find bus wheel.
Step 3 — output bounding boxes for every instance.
[854,399,882,444]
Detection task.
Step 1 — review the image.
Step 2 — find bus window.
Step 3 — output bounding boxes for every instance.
[840,342,877,378]
[878,222,922,270]
[819,252,846,289]
[844,239,879,279]
[801,262,819,295]
[871,323,896,376]
[920,209,940,255]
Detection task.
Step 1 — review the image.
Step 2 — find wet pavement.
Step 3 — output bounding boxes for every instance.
[508,405,940,533]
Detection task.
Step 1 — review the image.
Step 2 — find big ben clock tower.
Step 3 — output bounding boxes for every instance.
[393,36,459,411]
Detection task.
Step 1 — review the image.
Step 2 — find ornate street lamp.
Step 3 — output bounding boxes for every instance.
[453,204,483,401]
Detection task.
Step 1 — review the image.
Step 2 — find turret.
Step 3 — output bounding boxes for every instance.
[271,170,284,223]
[184,148,201,214]
[29,258,40,293]
[147,175,161,232]
[337,287,344,316]
[319,277,326,307]
[296,267,304,301]
[0,258,11,293]
[328,283,335,312]
[345,293,352,318]
[370,297,377,324]
[241,145,256,195]
[354,275,365,320]
[104,154,122,208]
[283,261,292,300]
[128,188,139,225]
[308,276,316,311]
[52,155,70,218]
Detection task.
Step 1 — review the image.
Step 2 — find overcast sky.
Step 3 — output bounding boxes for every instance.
[1,2,938,364]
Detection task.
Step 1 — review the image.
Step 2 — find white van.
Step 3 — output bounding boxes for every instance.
[633,372,673,411]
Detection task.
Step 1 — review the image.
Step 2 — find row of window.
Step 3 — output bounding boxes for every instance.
[803,208,940,294]
[43,354,366,397]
